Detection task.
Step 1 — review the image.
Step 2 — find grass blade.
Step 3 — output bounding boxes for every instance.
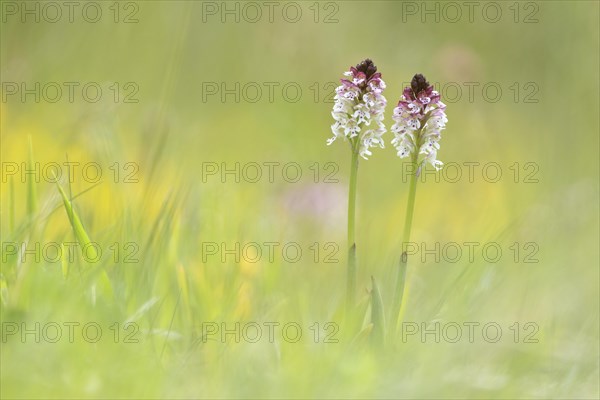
[389,252,408,340]
[9,175,15,232]
[26,136,37,217]
[370,276,385,346]
[55,182,98,262]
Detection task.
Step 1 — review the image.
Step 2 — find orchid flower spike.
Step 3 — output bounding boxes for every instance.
[328,59,387,160]
[391,74,448,172]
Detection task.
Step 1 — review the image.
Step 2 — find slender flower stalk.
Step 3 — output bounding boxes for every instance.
[389,154,417,339]
[328,59,387,310]
[347,140,359,310]
[389,74,448,337]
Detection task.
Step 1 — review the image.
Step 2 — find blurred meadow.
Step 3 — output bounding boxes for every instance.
[0,0,599,398]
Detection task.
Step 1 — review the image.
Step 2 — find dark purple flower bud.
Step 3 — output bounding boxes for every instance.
[411,74,430,96]
[355,59,378,80]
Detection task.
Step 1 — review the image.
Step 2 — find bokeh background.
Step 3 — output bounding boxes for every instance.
[1,1,599,398]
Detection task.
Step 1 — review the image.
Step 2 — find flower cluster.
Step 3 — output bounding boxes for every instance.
[391,74,448,170]
[328,59,387,160]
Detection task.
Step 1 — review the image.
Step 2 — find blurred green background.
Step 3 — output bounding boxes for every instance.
[1,1,598,398]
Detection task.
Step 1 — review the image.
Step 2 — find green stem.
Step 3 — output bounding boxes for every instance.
[390,152,419,339]
[402,156,419,246]
[346,141,359,311]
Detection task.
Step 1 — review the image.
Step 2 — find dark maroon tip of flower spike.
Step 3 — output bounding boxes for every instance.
[355,59,378,80]
[411,74,430,96]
